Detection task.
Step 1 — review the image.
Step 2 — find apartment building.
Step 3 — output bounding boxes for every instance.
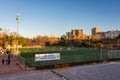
[92,27,100,35]
[66,32,72,39]
[107,30,120,39]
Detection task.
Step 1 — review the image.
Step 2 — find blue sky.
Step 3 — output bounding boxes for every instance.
[0,0,120,38]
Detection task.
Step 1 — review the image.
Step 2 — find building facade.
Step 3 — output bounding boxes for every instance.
[71,29,83,39]
[92,27,100,35]
[107,30,120,39]
[66,32,72,39]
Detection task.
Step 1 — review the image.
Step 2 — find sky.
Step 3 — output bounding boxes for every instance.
[0,0,120,38]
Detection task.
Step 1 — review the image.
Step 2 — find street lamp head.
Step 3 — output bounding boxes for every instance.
[16,13,19,23]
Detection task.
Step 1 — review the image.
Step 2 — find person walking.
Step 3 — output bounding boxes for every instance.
[7,58,11,65]
[2,59,5,65]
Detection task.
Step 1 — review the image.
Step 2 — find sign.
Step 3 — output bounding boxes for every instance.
[35,53,60,61]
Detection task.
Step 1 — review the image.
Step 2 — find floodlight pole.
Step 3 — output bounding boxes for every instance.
[16,14,19,54]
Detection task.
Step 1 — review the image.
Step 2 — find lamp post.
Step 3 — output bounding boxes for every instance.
[16,13,19,54]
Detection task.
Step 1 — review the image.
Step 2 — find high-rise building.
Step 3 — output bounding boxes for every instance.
[92,27,100,35]
[66,32,72,39]
[71,29,83,39]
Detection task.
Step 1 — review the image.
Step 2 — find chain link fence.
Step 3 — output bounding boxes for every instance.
[16,50,120,69]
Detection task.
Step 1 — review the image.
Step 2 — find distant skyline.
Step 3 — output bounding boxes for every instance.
[0,0,120,38]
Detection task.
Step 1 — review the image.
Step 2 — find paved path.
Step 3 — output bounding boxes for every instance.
[0,54,23,76]
[1,53,120,80]
[0,61,120,80]
[0,54,62,80]
[0,70,61,80]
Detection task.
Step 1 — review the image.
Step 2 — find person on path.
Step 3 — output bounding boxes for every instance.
[2,59,5,65]
[7,58,11,65]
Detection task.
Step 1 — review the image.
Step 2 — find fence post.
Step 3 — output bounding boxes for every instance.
[100,45,103,60]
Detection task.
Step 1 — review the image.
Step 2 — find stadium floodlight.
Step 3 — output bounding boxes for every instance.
[16,13,19,54]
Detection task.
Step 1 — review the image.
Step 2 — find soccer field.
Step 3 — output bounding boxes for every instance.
[19,47,109,68]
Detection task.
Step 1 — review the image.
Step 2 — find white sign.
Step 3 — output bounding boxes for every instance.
[35,53,60,61]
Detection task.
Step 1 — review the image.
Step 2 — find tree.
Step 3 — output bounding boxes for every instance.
[9,35,15,46]
[0,28,2,31]
[18,37,27,46]
[60,35,67,46]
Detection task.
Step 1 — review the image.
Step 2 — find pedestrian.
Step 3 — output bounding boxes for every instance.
[7,58,11,65]
[8,54,10,59]
[6,49,9,54]
[2,59,5,65]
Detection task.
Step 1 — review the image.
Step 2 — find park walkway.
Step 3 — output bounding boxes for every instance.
[0,54,23,76]
[0,61,120,80]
